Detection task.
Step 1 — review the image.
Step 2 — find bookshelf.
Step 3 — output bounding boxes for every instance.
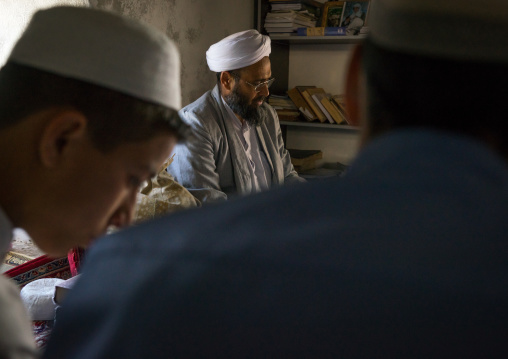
[269,34,366,44]
[280,121,358,130]
[255,0,363,165]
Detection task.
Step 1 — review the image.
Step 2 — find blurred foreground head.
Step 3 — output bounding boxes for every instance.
[348,0,508,159]
[0,6,188,256]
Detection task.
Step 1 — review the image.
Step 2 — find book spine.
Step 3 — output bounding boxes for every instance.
[312,94,334,123]
[321,97,344,124]
[287,87,317,121]
[301,90,326,123]
[297,27,346,36]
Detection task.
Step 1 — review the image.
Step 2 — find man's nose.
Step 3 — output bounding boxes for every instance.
[108,190,138,229]
[259,83,270,97]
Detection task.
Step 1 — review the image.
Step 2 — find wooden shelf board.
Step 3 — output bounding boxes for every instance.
[280,121,360,131]
[269,34,366,44]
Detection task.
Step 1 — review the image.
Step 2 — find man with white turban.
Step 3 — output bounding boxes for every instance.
[168,29,305,203]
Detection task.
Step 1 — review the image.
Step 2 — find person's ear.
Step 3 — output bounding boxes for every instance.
[220,71,235,92]
[345,43,364,128]
[38,110,88,168]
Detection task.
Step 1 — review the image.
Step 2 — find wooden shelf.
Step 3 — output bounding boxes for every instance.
[280,121,360,131]
[269,34,366,45]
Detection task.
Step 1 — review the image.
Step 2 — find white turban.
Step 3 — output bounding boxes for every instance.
[206,29,271,72]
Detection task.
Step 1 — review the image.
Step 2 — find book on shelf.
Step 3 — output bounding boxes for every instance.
[265,26,298,34]
[321,96,346,124]
[270,2,304,11]
[287,86,317,122]
[299,87,327,123]
[268,94,300,121]
[310,92,334,124]
[266,10,317,26]
[288,148,323,172]
[296,26,346,36]
[277,18,315,27]
[265,9,318,34]
[268,94,297,109]
[269,0,322,12]
[276,109,301,121]
[331,94,356,126]
[312,93,345,125]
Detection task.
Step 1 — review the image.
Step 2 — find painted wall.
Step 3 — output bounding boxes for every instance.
[90,0,255,106]
[0,0,90,65]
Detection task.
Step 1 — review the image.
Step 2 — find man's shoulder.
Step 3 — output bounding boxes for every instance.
[179,89,223,126]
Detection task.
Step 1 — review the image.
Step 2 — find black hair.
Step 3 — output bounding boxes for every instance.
[0,62,189,152]
[362,38,507,155]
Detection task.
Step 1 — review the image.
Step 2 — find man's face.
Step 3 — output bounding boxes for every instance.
[224,56,272,126]
[29,132,177,256]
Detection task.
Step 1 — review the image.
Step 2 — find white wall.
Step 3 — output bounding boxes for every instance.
[0,0,90,66]
[91,0,255,107]
[288,43,355,95]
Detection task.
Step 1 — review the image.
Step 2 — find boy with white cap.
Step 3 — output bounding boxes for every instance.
[168,29,305,203]
[0,6,186,358]
[44,1,508,358]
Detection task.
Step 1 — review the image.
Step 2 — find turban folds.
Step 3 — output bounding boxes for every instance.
[206,29,271,72]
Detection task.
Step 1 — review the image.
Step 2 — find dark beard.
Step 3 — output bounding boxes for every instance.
[224,84,265,126]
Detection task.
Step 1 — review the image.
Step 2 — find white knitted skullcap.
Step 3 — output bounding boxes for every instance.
[206,29,271,72]
[368,0,508,64]
[7,6,181,110]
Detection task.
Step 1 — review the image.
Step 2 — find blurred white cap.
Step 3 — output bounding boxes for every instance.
[8,6,181,110]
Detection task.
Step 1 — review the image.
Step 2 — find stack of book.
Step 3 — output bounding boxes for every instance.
[269,0,323,13]
[268,94,300,121]
[269,1,305,11]
[264,9,317,35]
[287,86,356,126]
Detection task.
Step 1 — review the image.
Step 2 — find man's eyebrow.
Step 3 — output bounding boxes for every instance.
[253,76,272,83]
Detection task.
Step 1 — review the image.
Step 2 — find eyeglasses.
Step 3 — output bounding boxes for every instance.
[244,77,275,92]
[230,72,275,92]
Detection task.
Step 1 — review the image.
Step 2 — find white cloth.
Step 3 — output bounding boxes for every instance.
[206,29,271,72]
[20,278,65,321]
[0,206,38,359]
[0,277,39,359]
